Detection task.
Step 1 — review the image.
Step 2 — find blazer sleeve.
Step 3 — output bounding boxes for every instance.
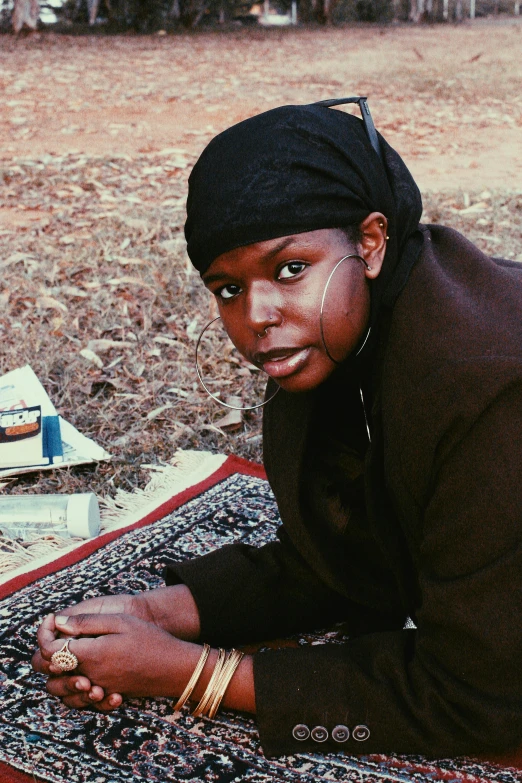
[165,526,374,646]
[253,378,522,757]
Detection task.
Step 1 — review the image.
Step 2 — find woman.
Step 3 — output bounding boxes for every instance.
[32,101,522,762]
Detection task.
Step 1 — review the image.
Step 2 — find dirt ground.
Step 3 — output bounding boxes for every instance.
[1,20,522,190]
[0,21,521,498]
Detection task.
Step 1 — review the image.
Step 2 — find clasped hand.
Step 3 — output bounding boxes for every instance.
[31,588,201,712]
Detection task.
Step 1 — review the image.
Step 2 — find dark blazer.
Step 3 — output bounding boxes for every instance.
[168,226,522,761]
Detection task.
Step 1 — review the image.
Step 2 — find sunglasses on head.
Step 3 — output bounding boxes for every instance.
[314,96,383,163]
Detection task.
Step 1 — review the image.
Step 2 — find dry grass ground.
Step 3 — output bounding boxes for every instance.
[0,20,521,498]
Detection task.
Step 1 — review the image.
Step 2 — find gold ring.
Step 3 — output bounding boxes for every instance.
[50,639,78,672]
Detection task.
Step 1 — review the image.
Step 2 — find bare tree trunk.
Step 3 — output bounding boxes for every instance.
[86,0,112,25]
[191,0,210,26]
[12,0,40,33]
[87,0,100,24]
[323,0,331,22]
[410,0,425,22]
[455,0,462,19]
[515,0,521,13]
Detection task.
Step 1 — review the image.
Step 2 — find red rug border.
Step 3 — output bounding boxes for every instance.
[0,764,35,783]
[0,454,265,601]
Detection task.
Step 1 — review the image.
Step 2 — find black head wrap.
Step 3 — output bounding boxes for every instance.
[185,103,423,330]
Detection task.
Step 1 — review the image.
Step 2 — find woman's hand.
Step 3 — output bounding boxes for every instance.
[32,613,256,715]
[32,612,202,709]
[41,584,201,639]
[31,585,201,711]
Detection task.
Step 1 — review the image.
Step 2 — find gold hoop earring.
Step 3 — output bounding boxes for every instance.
[319,254,372,365]
[195,317,280,411]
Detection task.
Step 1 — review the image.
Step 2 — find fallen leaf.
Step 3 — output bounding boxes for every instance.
[80,348,104,368]
[87,339,135,352]
[107,277,156,290]
[147,404,174,420]
[186,318,200,340]
[119,216,149,231]
[477,234,501,244]
[38,296,68,312]
[116,256,147,266]
[0,252,36,268]
[215,397,243,431]
[61,285,89,298]
[159,239,183,252]
[165,387,189,397]
[452,201,490,215]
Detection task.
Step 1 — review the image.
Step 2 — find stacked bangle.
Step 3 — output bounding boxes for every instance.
[206,648,244,719]
[173,644,245,719]
[173,643,211,711]
[192,647,227,717]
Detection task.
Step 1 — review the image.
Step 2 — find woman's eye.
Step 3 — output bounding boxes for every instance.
[217,284,241,300]
[278,261,306,280]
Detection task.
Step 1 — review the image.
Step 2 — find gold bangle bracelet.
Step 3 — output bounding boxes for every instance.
[173,642,211,712]
[191,647,226,717]
[207,649,245,719]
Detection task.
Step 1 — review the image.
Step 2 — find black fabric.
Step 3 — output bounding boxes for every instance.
[166,227,522,760]
[174,103,522,761]
[184,104,423,334]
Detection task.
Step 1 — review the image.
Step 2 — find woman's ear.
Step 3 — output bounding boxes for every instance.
[358,212,388,280]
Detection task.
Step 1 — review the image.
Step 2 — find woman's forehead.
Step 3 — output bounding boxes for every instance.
[203,228,349,281]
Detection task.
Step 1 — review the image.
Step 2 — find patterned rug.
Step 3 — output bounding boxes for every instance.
[0,455,519,783]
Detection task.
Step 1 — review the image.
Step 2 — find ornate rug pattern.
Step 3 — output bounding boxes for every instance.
[0,457,519,783]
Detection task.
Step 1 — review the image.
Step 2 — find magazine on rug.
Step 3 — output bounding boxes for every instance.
[0,365,110,477]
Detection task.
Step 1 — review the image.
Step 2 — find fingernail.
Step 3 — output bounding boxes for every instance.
[109,695,120,706]
[55,616,69,626]
[88,691,97,700]
[75,681,84,691]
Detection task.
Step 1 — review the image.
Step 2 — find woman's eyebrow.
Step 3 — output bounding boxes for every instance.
[202,272,227,286]
[203,238,300,285]
[261,236,297,262]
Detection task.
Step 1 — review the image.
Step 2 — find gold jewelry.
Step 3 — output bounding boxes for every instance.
[173,643,211,711]
[195,316,280,411]
[191,647,226,717]
[207,649,245,719]
[50,639,78,672]
[320,254,372,364]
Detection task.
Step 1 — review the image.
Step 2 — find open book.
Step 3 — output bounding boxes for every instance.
[0,365,110,478]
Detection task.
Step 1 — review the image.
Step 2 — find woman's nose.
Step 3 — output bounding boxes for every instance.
[245,283,282,335]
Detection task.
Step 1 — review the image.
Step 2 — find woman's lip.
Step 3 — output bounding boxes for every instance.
[260,347,311,378]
